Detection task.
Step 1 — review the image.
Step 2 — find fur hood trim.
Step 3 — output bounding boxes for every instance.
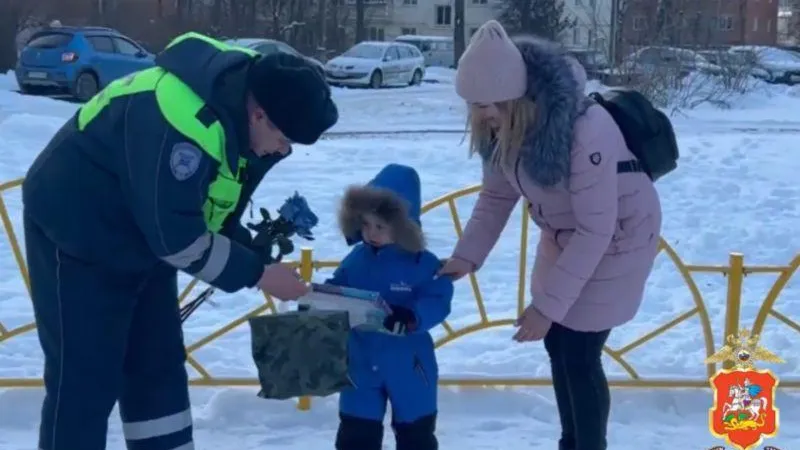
[338,185,425,253]
[477,34,589,187]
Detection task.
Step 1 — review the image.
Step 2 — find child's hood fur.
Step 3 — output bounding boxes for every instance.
[338,164,425,253]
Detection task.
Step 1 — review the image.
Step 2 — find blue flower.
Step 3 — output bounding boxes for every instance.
[278,192,319,240]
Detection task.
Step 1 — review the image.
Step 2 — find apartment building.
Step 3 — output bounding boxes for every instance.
[342,0,614,52]
[620,0,779,56]
[342,0,496,42]
[778,0,799,44]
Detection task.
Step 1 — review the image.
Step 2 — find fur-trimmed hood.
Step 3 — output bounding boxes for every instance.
[337,163,425,253]
[476,35,589,188]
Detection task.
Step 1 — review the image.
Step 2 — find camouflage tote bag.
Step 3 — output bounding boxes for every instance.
[248,309,354,400]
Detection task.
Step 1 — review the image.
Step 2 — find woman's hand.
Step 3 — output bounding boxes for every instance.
[512,303,552,342]
[437,257,475,281]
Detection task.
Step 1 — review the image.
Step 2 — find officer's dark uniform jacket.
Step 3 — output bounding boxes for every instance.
[22,35,284,292]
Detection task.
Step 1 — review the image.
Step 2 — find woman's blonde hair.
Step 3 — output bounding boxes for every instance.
[466,97,537,168]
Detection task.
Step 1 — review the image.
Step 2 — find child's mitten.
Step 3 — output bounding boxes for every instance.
[383,306,418,335]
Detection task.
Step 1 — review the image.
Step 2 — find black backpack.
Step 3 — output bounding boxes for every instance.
[588,89,679,182]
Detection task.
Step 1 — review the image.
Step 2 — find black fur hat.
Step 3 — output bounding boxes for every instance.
[248,52,338,145]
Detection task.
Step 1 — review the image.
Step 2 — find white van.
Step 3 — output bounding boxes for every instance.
[394,35,454,68]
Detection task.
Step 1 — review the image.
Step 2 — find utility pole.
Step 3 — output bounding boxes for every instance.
[608,0,620,65]
[453,0,465,67]
[356,0,366,43]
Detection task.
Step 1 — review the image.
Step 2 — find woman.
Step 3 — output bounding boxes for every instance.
[438,20,662,450]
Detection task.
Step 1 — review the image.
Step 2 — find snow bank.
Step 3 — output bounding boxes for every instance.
[423,67,456,84]
[0,71,18,92]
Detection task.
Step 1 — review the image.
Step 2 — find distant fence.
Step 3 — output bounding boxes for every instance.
[0,179,797,411]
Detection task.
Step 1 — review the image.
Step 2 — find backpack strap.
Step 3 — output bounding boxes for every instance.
[586,93,646,176]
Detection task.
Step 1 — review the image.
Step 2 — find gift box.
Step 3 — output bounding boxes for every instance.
[248,284,390,400]
[249,309,353,400]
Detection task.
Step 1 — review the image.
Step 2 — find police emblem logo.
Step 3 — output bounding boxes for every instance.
[589,152,602,166]
[705,328,784,450]
[170,143,202,181]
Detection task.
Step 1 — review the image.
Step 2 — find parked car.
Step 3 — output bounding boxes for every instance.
[395,35,454,68]
[617,46,722,79]
[224,38,324,71]
[15,26,154,102]
[727,45,800,85]
[325,41,426,89]
[697,49,769,80]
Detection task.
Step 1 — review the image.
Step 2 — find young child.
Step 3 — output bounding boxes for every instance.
[325,163,454,450]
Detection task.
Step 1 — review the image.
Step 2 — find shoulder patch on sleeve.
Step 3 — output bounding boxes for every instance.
[169,142,203,181]
[589,152,602,166]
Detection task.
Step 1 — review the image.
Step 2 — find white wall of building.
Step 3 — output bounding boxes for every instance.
[561,0,613,52]
[348,0,614,51]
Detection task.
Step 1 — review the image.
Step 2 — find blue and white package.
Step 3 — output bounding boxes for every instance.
[298,283,392,332]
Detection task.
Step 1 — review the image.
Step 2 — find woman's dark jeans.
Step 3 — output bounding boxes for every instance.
[543,322,612,450]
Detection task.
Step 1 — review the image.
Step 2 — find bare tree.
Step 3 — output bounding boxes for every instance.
[0,0,48,71]
[611,0,759,110]
[494,0,576,40]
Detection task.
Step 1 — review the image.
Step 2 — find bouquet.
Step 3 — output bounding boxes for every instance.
[180,192,319,322]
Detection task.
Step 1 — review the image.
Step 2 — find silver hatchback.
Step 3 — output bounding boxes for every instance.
[325,41,426,89]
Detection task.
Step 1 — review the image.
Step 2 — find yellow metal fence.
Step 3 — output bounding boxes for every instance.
[0,180,798,412]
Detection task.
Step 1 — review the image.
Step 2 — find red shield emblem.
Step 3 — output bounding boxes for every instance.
[709,369,780,450]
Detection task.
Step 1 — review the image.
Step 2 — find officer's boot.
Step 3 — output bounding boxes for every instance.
[392,413,438,450]
[335,414,383,450]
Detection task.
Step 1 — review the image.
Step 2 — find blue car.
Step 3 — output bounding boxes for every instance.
[15,26,155,102]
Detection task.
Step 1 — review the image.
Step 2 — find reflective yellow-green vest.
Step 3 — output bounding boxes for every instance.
[76,32,258,233]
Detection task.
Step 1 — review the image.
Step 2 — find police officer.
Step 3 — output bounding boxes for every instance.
[21,32,338,450]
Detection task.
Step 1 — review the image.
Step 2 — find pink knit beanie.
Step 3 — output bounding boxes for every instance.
[455,20,527,104]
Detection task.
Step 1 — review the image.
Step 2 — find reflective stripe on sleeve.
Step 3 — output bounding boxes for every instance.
[162,233,211,269]
[161,233,231,283]
[195,234,231,282]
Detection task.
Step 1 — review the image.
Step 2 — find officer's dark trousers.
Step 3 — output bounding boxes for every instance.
[25,216,193,450]
[543,322,612,450]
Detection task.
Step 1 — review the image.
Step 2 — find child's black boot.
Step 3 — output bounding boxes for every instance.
[335,414,383,450]
[392,413,438,450]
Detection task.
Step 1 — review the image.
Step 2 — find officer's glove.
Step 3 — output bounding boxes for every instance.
[383,305,418,335]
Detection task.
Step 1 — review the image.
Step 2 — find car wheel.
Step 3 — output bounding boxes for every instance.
[73,72,99,102]
[409,69,423,86]
[369,70,382,89]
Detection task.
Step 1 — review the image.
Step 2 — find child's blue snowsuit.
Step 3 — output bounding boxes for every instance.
[326,163,454,450]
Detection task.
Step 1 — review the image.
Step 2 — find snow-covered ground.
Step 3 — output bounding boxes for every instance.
[0,69,798,449]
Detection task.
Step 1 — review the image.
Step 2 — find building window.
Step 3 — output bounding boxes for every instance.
[767,19,771,32]
[403,0,417,5]
[572,27,580,44]
[471,0,488,4]
[401,27,417,35]
[369,27,385,41]
[753,17,759,31]
[435,5,452,26]
[633,16,646,31]
[718,15,733,31]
